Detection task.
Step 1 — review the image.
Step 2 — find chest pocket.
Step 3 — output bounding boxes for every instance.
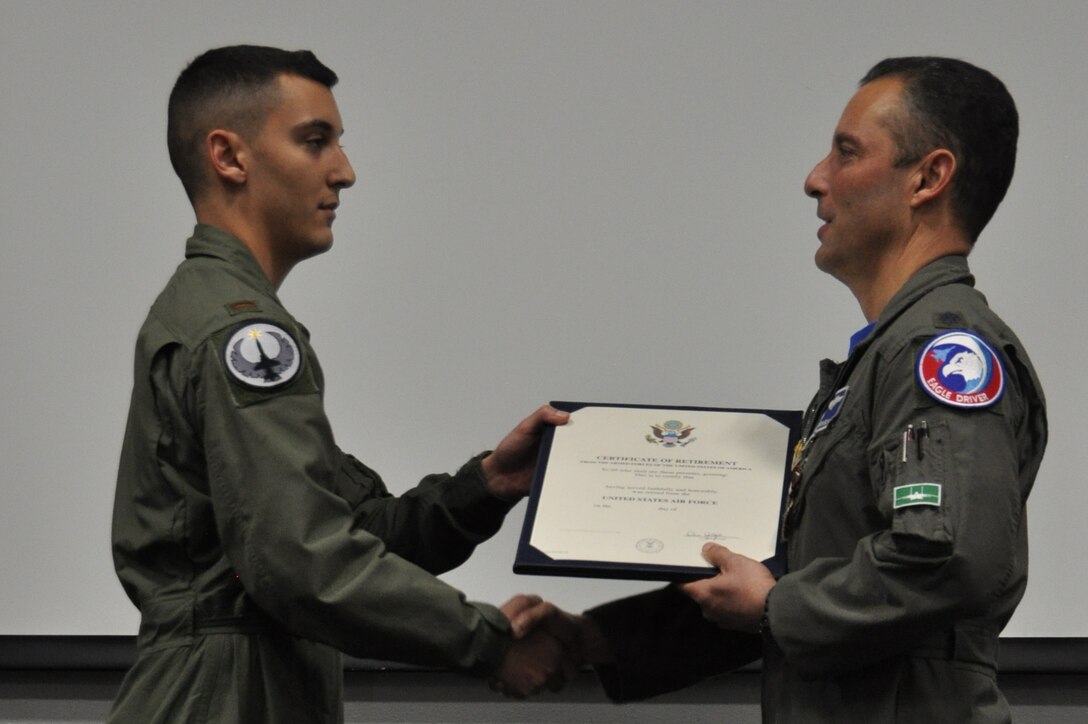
[786,408,876,547]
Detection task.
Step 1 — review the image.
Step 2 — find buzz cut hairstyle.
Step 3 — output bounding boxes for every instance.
[167,45,338,203]
[860,56,1018,243]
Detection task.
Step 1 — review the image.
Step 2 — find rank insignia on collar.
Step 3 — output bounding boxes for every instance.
[225,300,260,316]
[223,321,302,390]
[916,330,1004,409]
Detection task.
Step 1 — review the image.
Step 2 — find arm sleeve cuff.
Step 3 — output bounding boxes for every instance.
[585,585,763,702]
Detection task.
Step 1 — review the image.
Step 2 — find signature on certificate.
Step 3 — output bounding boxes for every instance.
[685,531,738,541]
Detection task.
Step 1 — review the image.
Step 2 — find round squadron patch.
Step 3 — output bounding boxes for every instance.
[916,330,1004,409]
[223,321,302,390]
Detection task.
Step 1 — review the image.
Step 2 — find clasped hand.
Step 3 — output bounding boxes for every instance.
[488,593,612,698]
[487,544,774,697]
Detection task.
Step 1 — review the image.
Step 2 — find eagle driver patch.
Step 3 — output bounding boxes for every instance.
[916,330,1004,409]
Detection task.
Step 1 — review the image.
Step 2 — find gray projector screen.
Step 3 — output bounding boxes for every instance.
[1,0,1084,639]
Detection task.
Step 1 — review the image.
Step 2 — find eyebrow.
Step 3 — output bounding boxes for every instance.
[292,119,343,137]
[834,131,861,148]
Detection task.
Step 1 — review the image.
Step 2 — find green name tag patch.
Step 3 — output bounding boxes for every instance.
[894,483,942,509]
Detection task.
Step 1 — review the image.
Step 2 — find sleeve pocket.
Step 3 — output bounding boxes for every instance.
[880,419,954,561]
[333,452,391,510]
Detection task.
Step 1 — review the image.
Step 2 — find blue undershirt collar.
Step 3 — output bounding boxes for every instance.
[848,322,876,355]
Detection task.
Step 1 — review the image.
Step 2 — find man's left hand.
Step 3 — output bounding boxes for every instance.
[481,405,570,500]
[679,542,775,632]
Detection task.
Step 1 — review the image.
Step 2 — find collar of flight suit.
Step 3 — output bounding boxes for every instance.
[808,254,977,434]
[847,254,976,361]
[184,223,282,303]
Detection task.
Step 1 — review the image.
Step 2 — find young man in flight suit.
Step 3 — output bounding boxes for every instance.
[108,45,571,723]
[508,56,1047,723]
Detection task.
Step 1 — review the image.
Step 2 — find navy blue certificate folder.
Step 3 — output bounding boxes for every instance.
[514,401,801,582]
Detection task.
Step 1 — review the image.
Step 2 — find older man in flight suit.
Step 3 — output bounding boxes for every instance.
[508,56,1047,723]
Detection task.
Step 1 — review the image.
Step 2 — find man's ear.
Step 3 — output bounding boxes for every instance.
[909,148,956,209]
[206,129,248,186]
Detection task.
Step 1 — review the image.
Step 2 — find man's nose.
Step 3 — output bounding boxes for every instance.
[332,148,356,189]
[804,155,828,198]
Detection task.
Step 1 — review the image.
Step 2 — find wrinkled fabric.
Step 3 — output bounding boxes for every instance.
[589,256,1047,723]
[109,225,514,723]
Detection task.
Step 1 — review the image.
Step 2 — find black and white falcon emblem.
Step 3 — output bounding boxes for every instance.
[223,322,302,389]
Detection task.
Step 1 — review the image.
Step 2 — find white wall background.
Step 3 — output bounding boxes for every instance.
[1,0,1084,638]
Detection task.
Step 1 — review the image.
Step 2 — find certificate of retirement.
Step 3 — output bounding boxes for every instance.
[514,402,801,581]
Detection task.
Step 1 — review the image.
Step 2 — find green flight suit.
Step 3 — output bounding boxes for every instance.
[109,224,515,723]
[586,256,1048,723]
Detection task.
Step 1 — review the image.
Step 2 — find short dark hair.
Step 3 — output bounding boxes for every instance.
[167,45,338,203]
[861,57,1018,242]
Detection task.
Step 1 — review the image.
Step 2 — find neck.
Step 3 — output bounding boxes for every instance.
[194,202,291,289]
[848,226,972,322]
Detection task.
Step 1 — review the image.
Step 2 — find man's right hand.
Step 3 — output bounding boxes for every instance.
[489,594,580,697]
[503,593,614,667]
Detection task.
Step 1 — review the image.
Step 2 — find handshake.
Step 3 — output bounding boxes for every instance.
[485,541,777,698]
[487,594,609,698]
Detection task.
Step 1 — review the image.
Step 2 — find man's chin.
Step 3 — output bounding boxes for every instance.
[298,236,334,261]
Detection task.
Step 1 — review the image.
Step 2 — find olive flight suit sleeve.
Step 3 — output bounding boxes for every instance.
[584,585,763,702]
[182,326,513,675]
[768,328,1042,677]
[331,451,515,575]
